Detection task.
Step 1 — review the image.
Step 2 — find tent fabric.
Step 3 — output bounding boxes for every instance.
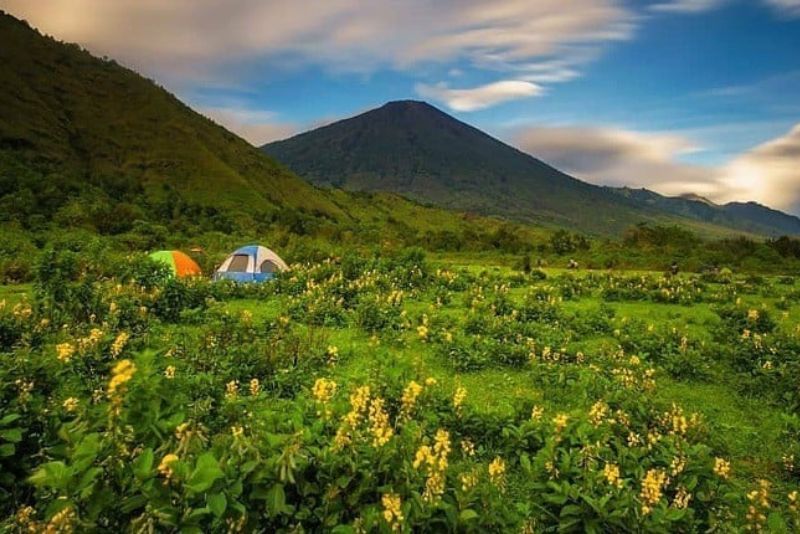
[214,245,288,282]
[148,250,202,278]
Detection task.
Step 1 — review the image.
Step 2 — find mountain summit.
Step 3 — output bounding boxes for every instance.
[264,101,800,236]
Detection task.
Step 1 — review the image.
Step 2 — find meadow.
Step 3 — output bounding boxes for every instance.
[2,248,800,532]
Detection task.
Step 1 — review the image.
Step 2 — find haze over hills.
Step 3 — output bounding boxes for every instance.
[264,101,800,237]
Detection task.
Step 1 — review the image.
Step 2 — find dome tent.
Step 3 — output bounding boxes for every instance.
[214,245,288,283]
[148,250,202,278]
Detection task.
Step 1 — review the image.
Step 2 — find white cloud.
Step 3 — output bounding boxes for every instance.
[513,126,712,194]
[717,124,800,211]
[649,0,726,14]
[512,123,800,214]
[2,0,635,98]
[197,105,297,145]
[763,0,800,17]
[415,80,542,111]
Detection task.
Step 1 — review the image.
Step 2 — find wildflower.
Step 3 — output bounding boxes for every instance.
[673,485,692,509]
[231,425,244,439]
[461,439,476,457]
[326,345,339,364]
[164,365,176,379]
[63,397,79,413]
[108,359,136,397]
[312,377,337,418]
[488,457,506,489]
[368,397,393,447]
[46,505,76,533]
[417,324,429,340]
[639,469,668,515]
[460,470,479,491]
[453,386,467,413]
[400,380,423,418]
[110,331,129,358]
[603,463,623,488]
[424,377,437,386]
[157,453,179,480]
[15,505,38,531]
[713,457,731,479]
[530,405,544,421]
[381,493,403,532]
[745,480,770,531]
[747,309,760,322]
[553,413,569,434]
[225,380,239,400]
[249,378,260,396]
[415,430,451,502]
[589,401,608,426]
[56,342,76,363]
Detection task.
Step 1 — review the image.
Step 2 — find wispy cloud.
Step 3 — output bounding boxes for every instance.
[3,0,636,108]
[197,104,297,145]
[649,0,727,14]
[763,0,800,17]
[512,123,800,214]
[415,80,542,111]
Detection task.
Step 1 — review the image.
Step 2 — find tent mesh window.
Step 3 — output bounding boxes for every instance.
[260,260,278,274]
[227,255,250,272]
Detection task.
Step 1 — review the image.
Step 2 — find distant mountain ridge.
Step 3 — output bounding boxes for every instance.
[264,100,800,237]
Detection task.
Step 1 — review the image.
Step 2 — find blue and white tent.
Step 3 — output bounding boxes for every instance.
[213,245,289,283]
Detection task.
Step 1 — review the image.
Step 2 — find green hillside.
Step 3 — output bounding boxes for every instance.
[264,100,800,237]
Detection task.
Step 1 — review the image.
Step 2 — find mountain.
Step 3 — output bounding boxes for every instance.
[264,100,800,237]
[0,11,345,231]
[0,11,534,247]
[612,188,800,236]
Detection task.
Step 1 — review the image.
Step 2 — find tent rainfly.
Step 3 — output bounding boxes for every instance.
[213,245,288,283]
[148,250,202,278]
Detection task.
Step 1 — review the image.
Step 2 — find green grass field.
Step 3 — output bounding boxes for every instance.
[2,254,800,531]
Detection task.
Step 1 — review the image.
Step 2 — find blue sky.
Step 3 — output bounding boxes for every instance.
[4,0,800,212]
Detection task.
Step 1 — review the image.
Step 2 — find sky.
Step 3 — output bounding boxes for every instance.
[3,0,800,213]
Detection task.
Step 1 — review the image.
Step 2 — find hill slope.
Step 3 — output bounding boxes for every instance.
[0,11,344,232]
[264,101,800,236]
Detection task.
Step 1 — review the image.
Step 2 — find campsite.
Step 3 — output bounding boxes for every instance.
[2,3,800,533]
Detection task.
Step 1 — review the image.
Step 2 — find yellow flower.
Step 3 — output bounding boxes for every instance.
[453,386,467,412]
[157,453,179,480]
[110,331,130,358]
[249,378,261,396]
[488,457,506,489]
[312,377,337,418]
[56,342,75,363]
[713,457,731,479]
[46,505,76,533]
[164,365,176,379]
[530,405,544,421]
[400,380,423,417]
[460,439,476,457]
[553,413,569,433]
[231,425,244,439]
[639,469,668,515]
[107,359,136,397]
[417,324,429,340]
[460,470,479,491]
[589,401,608,426]
[225,380,239,400]
[368,397,393,447]
[603,463,623,488]
[381,493,403,532]
[62,397,79,412]
[424,377,438,386]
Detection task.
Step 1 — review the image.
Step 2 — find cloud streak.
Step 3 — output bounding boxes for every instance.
[2,0,635,103]
[197,105,297,145]
[512,123,800,214]
[415,81,542,111]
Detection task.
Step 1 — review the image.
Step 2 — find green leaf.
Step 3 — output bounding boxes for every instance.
[132,448,154,480]
[208,492,227,518]
[266,483,286,516]
[0,413,21,426]
[459,509,479,522]
[29,461,71,491]
[186,453,224,493]
[0,443,15,457]
[0,428,23,443]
